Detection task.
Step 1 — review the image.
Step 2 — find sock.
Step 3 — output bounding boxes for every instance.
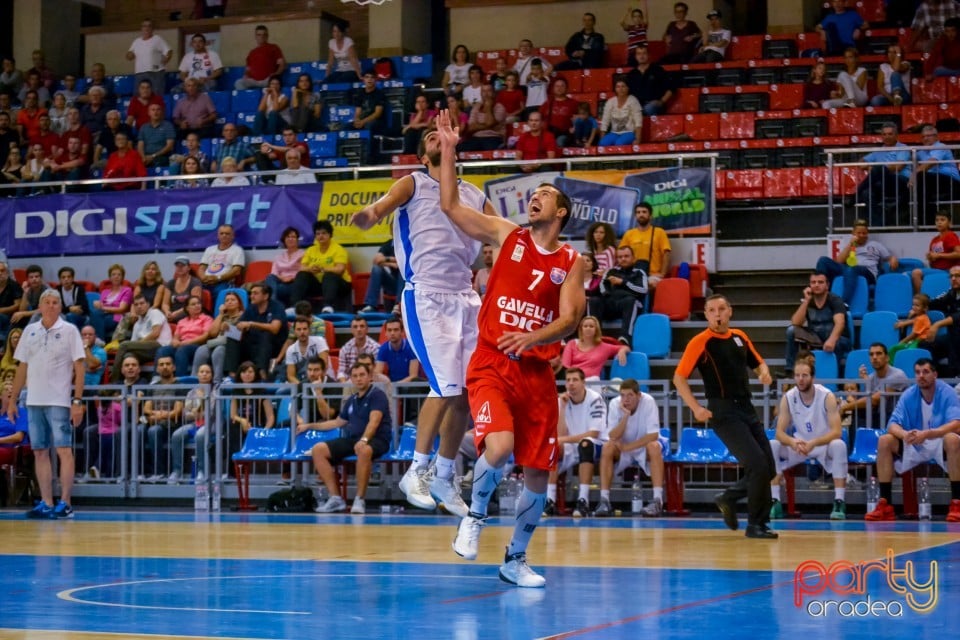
[835,487,846,501]
[507,488,545,557]
[951,481,960,500]
[546,483,557,501]
[771,484,781,501]
[880,482,893,503]
[434,455,455,480]
[578,483,590,501]
[469,453,504,517]
[600,489,610,501]
[653,487,663,502]
[412,451,431,470]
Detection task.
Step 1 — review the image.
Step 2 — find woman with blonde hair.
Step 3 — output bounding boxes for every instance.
[561,315,630,379]
[0,328,22,378]
[135,260,167,309]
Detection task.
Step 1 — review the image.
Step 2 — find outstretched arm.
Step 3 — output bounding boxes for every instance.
[436,109,517,247]
[351,174,414,230]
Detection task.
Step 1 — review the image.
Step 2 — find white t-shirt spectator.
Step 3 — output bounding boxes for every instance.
[276,168,317,185]
[129,35,172,73]
[702,28,732,57]
[179,50,224,81]
[200,243,246,279]
[132,307,173,346]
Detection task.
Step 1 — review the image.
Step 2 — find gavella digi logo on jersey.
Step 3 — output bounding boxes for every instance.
[497,297,555,331]
[794,549,938,617]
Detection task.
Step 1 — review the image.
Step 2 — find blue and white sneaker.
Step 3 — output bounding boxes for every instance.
[52,500,74,519]
[26,502,54,519]
[499,550,546,588]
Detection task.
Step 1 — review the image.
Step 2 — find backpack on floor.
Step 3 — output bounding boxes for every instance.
[267,487,317,512]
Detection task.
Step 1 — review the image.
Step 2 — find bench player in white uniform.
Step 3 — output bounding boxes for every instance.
[593,378,668,517]
[768,359,848,520]
[352,129,496,516]
[545,367,606,517]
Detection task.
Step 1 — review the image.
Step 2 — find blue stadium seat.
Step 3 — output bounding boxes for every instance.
[927,310,948,339]
[235,112,257,129]
[813,350,839,390]
[631,313,671,358]
[318,312,356,328]
[667,428,730,463]
[609,351,650,386]
[858,310,899,349]
[208,91,231,116]
[381,425,418,462]
[848,427,881,465]
[315,157,350,168]
[178,376,199,385]
[306,132,337,158]
[843,348,871,380]
[892,347,931,374]
[112,74,135,96]
[282,62,317,86]
[223,66,246,89]
[230,89,262,113]
[85,291,100,306]
[885,257,923,274]
[873,273,912,318]
[327,105,356,126]
[231,427,291,462]
[282,429,342,461]
[920,270,950,299]
[399,54,432,80]
[830,275,868,319]
[214,287,248,313]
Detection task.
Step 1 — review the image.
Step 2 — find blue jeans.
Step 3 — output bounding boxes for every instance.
[363,264,401,309]
[599,131,636,146]
[814,256,875,304]
[253,110,284,135]
[784,324,851,371]
[265,274,293,306]
[170,423,199,475]
[27,406,72,449]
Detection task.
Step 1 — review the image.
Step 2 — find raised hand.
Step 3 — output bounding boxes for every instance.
[436,109,460,148]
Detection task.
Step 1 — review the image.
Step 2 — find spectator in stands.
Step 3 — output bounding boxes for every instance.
[16,90,46,145]
[0,111,18,167]
[92,264,132,341]
[141,355,183,480]
[444,94,469,143]
[289,73,323,133]
[210,156,250,187]
[308,361,392,514]
[235,25,286,90]
[854,123,910,225]
[544,366,605,516]
[59,75,79,107]
[889,294,934,363]
[352,71,386,134]
[170,131,210,174]
[336,316,379,382]
[0,262,23,341]
[823,48,869,108]
[199,224,245,301]
[126,18,172,97]
[326,20,362,84]
[178,33,223,92]
[910,0,960,53]
[561,315,629,379]
[866,358,960,522]
[620,202,671,289]
[275,300,330,366]
[599,78,642,146]
[76,63,115,108]
[871,44,912,106]
[31,113,59,158]
[172,77,217,140]
[488,58,509,91]
[10,265,47,329]
[61,107,93,159]
[911,125,960,225]
[126,79,164,130]
[211,123,255,172]
[558,12,606,70]
[472,243,494,299]
[402,94,435,155]
[0,147,24,192]
[816,0,867,57]
[137,103,175,168]
[162,256,203,325]
[928,265,960,373]
[226,361,275,467]
[192,289,244,385]
[40,135,87,190]
[912,212,960,293]
[461,84,504,151]
[691,10,731,63]
[461,65,484,112]
[252,75,290,136]
[102,131,146,190]
[522,60,549,117]
[168,362,212,484]
[80,324,105,390]
[297,357,334,425]
[376,317,419,383]
[626,45,675,117]
[284,316,330,384]
[290,219,351,313]
[56,266,91,331]
[157,295,212,376]
[539,77,579,147]
[442,44,471,97]
[18,71,51,108]
[815,219,898,305]
[597,246,648,345]
[361,239,400,312]
[574,103,599,147]
[514,110,557,173]
[513,39,554,85]
[20,143,47,193]
[0,56,23,98]
[47,93,68,134]
[594,378,666,517]
[27,49,55,92]
[225,283,286,381]
[785,272,849,376]
[135,260,166,310]
[275,148,315,185]
[582,253,603,312]
[0,328,20,378]
[93,110,134,168]
[620,2,650,65]
[660,2,702,65]
[110,293,172,382]
[494,71,525,123]
[174,161,208,188]
[265,226,305,307]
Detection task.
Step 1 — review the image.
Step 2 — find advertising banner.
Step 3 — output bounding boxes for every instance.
[553,176,641,238]
[623,167,713,234]
[484,172,563,225]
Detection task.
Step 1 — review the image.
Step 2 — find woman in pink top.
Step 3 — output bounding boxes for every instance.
[157,295,213,376]
[93,263,133,341]
[561,315,629,379]
[266,225,305,306]
[586,222,617,273]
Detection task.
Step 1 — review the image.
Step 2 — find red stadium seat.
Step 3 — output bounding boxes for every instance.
[764,169,803,199]
[651,278,691,320]
[768,84,803,110]
[666,87,700,114]
[475,50,507,74]
[352,272,370,308]
[724,170,764,199]
[801,167,829,197]
[581,68,615,94]
[554,70,582,93]
[569,92,599,116]
[604,43,628,67]
[683,113,719,140]
[244,260,272,285]
[719,112,755,139]
[729,35,763,61]
[647,115,684,141]
[827,108,864,135]
[902,105,939,130]
[912,77,948,104]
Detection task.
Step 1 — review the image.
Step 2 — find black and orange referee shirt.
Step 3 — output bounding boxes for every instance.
[675,328,765,401]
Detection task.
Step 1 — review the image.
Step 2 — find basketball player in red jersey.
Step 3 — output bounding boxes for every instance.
[434,109,585,587]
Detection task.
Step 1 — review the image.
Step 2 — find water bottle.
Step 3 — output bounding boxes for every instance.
[631,479,643,514]
[211,480,221,512]
[918,477,931,520]
[513,474,523,514]
[194,478,209,511]
[866,476,879,513]
[499,475,516,516]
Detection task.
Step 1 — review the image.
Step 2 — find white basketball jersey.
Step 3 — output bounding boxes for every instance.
[562,388,606,443]
[394,171,485,293]
[786,384,832,441]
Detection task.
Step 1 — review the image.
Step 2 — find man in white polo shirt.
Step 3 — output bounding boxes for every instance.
[8,289,85,519]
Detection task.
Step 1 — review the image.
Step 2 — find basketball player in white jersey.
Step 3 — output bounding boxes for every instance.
[768,360,848,520]
[351,129,496,517]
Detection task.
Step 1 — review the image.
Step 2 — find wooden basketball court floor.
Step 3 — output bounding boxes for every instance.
[1,509,957,639]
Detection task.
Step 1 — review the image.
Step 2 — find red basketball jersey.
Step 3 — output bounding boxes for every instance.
[477,227,580,362]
